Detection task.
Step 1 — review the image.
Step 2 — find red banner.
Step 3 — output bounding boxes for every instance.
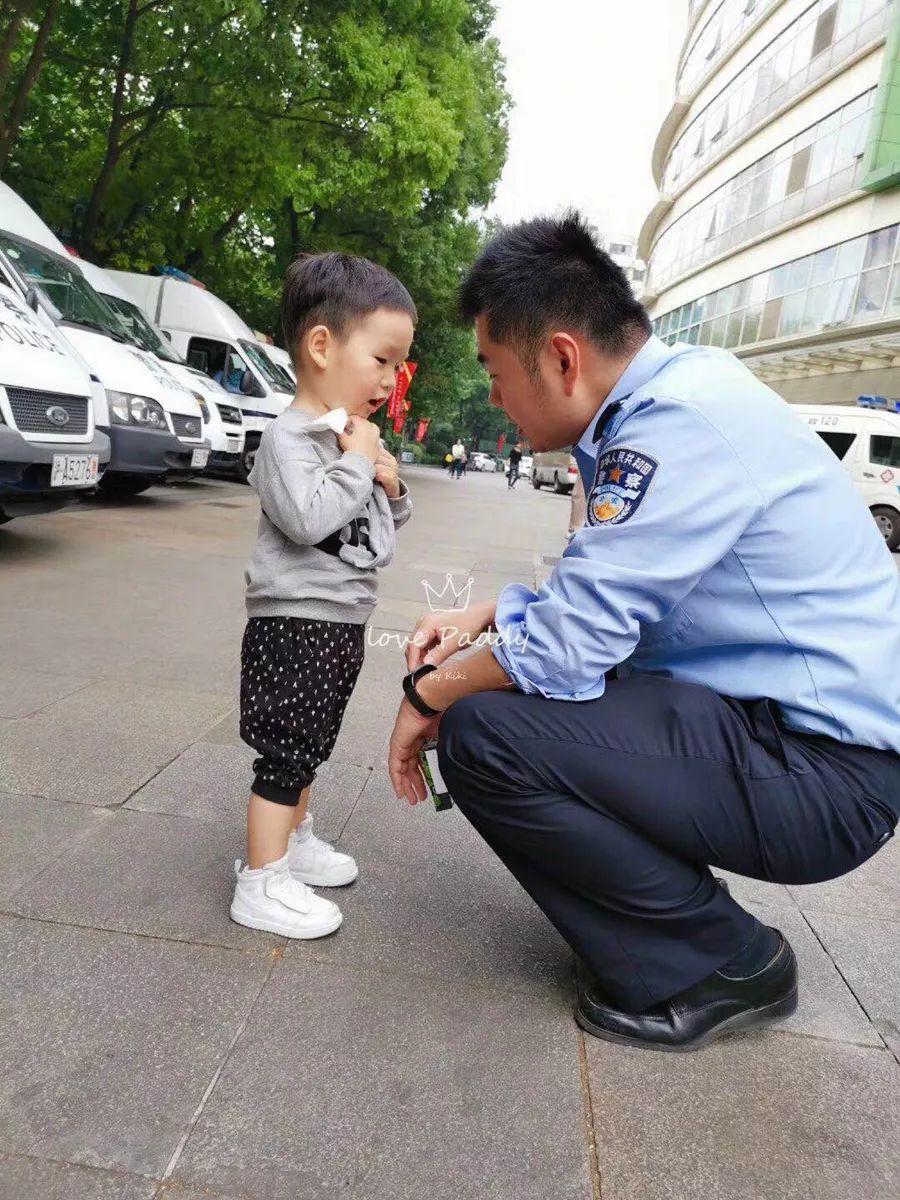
[415,417,431,443]
[497,432,506,454]
[391,361,417,434]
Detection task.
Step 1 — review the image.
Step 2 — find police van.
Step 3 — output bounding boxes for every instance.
[0,255,110,523]
[0,183,208,499]
[794,399,900,550]
[78,260,244,475]
[108,270,292,481]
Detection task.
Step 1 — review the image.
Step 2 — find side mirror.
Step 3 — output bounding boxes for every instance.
[25,285,40,312]
[240,369,263,398]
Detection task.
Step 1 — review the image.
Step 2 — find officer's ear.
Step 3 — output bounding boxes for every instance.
[548,332,580,397]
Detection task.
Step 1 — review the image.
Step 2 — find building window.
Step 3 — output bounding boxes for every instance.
[665,0,890,196]
[812,1,838,57]
[653,223,900,354]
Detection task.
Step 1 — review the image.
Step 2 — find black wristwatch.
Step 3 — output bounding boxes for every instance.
[402,663,442,719]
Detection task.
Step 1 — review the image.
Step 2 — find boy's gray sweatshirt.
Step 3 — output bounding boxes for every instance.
[244,407,412,624]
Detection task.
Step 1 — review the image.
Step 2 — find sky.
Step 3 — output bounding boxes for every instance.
[488,0,688,246]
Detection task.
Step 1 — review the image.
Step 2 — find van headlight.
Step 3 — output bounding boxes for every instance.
[191,391,210,422]
[108,391,167,430]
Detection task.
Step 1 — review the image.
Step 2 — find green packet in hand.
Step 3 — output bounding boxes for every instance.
[418,737,453,811]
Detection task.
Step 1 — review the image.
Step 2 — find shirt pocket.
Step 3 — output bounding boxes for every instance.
[638,604,694,651]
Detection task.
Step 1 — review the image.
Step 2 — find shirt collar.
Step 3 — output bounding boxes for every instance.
[575,335,675,456]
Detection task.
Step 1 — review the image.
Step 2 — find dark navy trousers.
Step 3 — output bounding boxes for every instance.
[437,675,900,1010]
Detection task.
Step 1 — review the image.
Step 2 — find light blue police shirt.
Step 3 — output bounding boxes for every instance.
[492,335,900,752]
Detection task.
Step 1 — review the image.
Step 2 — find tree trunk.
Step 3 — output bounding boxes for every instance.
[182,209,243,272]
[79,0,139,258]
[0,0,59,173]
[0,0,35,107]
[284,195,299,257]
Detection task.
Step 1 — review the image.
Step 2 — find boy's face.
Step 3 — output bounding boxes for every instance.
[317,308,415,419]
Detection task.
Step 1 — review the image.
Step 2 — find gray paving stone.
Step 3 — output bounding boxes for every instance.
[8,809,282,951]
[126,742,369,835]
[0,916,269,1178]
[0,1155,156,1200]
[788,837,900,919]
[806,911,900,1059]
[715,869,797,909]
[586,1033,900,1200]
[199,707,242,747]
[170,958,591,1200]
[0,667,91,718]
[0,793,111,902]
[0,681,232,806]
[287,771,571,995]
[748,903,880,1046]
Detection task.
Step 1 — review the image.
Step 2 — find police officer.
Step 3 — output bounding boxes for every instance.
[388,212,900,1053]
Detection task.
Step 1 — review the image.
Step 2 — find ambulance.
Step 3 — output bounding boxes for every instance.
[0,183,208,498]
[78,260,244,474]
[794,398,900,550]
[0,251,109,522]
[108,270,292,481]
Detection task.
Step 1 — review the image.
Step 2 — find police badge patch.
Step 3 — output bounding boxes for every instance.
[587,447,659,526]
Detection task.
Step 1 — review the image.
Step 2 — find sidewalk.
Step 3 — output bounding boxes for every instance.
[0,466,898,1200]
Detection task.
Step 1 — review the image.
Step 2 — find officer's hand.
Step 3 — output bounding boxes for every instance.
[338,417,381,464]
[388,700,442,805]
[374,446,401,498]
[406,598,497,671]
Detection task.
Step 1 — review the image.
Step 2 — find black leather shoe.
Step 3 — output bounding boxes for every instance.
[576,931,798,1052]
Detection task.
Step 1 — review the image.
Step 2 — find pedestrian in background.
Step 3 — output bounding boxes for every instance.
[451,436,465,479]
[507,441,523,489]
[233,251,416,940]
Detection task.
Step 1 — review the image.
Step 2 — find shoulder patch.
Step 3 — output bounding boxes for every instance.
[587,447,658,527]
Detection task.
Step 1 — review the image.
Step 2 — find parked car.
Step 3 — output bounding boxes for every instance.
[0,251,110,522]
[794,400,900,550]
[109,270,293,481]
[470,450,498,472]
[0,182,207,500]
[532,450,577,493]
[519,454,533,479]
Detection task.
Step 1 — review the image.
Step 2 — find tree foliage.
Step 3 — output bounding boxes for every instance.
[0,0,508,434]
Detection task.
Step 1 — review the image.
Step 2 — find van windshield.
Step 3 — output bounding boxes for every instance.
[239,339,294,394]
[0,233,130,342]
[104,293,184,364]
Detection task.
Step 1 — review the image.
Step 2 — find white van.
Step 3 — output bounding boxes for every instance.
[266,343,296,386]
[0,182,208,498]
[794,401,900,549]
[78,260,244,474]
[532,450,579,492]
[0,253,110,522]
[108,271,293,480]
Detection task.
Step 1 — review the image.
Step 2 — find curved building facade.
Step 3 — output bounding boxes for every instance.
[643,0,900,403]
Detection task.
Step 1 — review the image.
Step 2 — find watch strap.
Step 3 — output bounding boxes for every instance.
[403,664,441,718]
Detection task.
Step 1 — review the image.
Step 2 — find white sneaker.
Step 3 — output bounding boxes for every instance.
[288,814,358,887]
[230,852,342,939]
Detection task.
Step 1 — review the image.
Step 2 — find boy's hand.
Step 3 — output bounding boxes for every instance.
[338,416,381,464]
[374,446,401,498]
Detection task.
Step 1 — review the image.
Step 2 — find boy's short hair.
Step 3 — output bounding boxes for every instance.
[281,252,417,364]
[459,211,651,372]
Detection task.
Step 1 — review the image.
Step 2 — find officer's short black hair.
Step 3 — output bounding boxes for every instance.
[281,252,417,365]
[459,211,651,371]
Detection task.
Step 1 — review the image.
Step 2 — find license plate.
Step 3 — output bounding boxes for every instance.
[226,437,241,452]
[50,454,99,488]
[191,448,210,469]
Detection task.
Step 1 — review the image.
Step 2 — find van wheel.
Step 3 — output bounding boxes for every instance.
[872,506,900,551]
[236,437,258,485]
[98,474,155,499]
[553,472,571,494]
[532,474,542,489]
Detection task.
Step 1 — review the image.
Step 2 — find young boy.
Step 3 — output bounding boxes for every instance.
[230,252,416,938]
